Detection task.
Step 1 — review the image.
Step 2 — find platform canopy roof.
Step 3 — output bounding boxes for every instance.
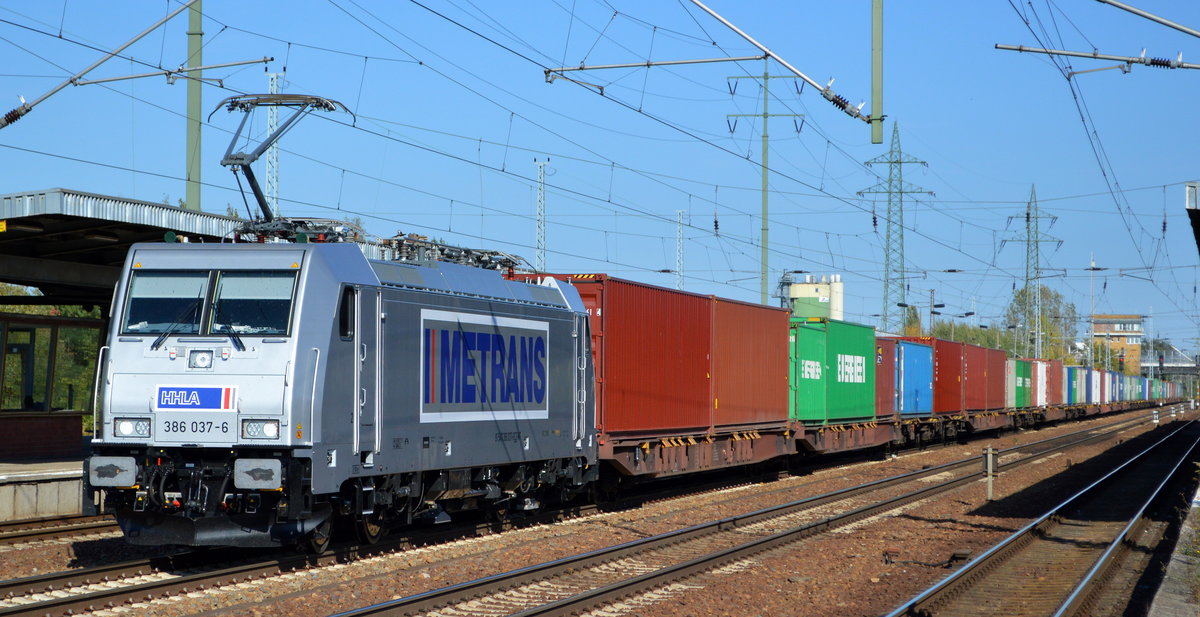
[0,188,240,308]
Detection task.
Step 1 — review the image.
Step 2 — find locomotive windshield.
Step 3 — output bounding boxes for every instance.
[122,271,208,334]
[121,270,298,336]
[210,271,297,335]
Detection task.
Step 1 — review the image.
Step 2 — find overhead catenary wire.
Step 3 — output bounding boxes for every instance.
[4,3,1194,339]
[396,0,1024,283]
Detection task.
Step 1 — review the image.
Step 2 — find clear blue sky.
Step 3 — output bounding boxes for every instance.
[1,1,1198,354]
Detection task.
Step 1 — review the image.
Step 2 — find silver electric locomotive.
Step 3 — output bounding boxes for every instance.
[85,241,597,549]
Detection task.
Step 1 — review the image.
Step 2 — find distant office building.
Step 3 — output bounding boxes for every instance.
[1092,314,1143,373]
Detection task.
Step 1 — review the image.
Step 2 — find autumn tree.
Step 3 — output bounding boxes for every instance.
[1003,284,1077,361]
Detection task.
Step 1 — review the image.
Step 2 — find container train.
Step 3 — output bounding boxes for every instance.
[83,241,1181,550]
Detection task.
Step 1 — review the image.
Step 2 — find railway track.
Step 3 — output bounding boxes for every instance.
[884,418,1200,617]
[0,407,1176,617]
[0,515,118,547]
[321,406,1184,617]
[0,502,606,617]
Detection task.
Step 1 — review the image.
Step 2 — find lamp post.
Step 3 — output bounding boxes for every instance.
[897,291,945,336]
[981,324,1018,354]
[928,289,945,336]
[950,311,974,341]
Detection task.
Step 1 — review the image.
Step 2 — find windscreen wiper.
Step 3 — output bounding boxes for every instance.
[150,295,203,351]
[226,330,246,352]
[210,300,246,352]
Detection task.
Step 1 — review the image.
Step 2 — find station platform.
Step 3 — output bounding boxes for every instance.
[1149,484,1200,617]
[0,456,85,522]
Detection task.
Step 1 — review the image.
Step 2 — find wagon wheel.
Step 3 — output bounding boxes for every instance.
[356,511,385,544]
[485,502,509,527]
[304,514,333,554]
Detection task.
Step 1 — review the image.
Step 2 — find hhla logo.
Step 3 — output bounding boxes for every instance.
[159,390,201,406]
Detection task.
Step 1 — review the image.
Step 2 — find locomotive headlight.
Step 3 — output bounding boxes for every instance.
[114,417,151,437]
[242,419,280,439]
[189,349,214,369]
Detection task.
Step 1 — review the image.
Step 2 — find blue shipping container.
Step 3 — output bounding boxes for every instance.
[896,340,934,416]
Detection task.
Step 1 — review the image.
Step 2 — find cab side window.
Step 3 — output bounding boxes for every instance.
[338,286,355,340]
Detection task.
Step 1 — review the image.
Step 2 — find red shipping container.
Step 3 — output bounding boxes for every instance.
[712,298,790,428]
[539,274,789,437]
[985,347,1007,410]
[961,344,1006,411]
[963,344,987,410]
[557,275,712,435]
[900,337,964,414]
[1047,359,1064,405]
[875,337,897,418]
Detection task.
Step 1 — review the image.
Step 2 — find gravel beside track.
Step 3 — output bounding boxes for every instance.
[0,406,1187,617]
[887,420,1200,617]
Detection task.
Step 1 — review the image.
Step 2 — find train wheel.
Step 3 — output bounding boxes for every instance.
[356,511,384,544]
[485,503,509,527]
[305,515,333,554]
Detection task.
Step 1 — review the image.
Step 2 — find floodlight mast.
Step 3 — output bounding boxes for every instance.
[211,94,352,222]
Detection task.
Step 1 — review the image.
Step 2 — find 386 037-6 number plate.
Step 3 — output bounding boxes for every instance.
[159,417,233,439]
[153,385,238,441]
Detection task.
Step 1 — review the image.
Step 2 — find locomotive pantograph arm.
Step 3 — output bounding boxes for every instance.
[210,94,353,222]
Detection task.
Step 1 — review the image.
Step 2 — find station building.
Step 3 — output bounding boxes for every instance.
[1091,314,1144,374]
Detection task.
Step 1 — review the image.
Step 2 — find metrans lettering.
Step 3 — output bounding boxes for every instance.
[420,309,550,422]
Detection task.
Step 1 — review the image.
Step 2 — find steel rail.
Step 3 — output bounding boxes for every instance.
[882,419,1199,617]
[0,503,602,617]
[328,407,1174,617]
[1052,424,1200,617]
[1,407,1171,617]
[0,548,239,605]
[0,518,117,546]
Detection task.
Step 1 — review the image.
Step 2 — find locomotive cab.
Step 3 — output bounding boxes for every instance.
[85,243,346,547]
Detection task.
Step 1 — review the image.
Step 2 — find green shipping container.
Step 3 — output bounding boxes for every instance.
[1016,359,1031,408]
[789,318,876,424]
[790,321,826,423]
